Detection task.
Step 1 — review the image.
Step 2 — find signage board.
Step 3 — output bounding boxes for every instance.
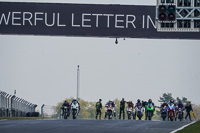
[0,2,199,39]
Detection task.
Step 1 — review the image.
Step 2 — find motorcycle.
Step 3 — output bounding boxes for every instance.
[167,103,175,121]
[146,103,154,120]
[160,106,167,121]
[176,108,184,121]
[135,106,144,120]
[105,104,116,119]
[62,106,70,119]
[71,99,80,119]
[126,106,135,120]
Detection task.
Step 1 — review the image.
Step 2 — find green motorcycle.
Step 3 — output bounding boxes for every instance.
[146,103,154,120]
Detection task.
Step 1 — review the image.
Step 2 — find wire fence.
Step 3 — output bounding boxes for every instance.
[0,90,38,117]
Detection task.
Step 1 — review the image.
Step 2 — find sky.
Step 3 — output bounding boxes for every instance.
[0,0,200,113]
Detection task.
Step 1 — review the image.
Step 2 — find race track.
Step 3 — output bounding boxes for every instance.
[0,119,192,133]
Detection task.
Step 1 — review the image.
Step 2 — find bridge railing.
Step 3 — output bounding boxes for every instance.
[0,90,38,117]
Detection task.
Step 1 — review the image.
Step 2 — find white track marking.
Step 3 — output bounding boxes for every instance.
[170,121,196,133]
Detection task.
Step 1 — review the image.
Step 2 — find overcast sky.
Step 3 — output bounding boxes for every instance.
[0,0,200,113]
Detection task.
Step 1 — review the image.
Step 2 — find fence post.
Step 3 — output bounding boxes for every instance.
[5,93,9,117]
[0,91,2,117]
[8,95,12,117]
[41,104,45,118]
[10,95,16,117]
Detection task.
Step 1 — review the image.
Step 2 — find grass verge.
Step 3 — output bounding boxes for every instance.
[176,121,200,133]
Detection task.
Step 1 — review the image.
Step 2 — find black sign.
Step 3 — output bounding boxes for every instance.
[0,2,199,39]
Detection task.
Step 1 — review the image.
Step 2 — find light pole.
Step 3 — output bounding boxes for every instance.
[77,65,80,100]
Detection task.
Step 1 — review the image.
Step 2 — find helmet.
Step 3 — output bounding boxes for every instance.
[129,100,132,103]
[170,99,174,103]
[109,99,112,102]
[72,99,77,103]
[148,99,152,103]
[137,99,141,103]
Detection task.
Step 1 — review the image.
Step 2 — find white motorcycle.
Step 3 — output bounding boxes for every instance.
[135,106,144,120]
[105,104,116,119]
[71,99,80,119]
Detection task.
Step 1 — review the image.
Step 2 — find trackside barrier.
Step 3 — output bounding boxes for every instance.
[0,90,38,117]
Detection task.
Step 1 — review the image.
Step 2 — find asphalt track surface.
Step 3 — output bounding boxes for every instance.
[0,119,192,133]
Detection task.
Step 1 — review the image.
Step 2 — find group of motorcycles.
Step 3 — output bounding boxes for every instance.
[105,103,155,120]
[61,100,183,121]
[61,99,80,119]
[161,103,184,121]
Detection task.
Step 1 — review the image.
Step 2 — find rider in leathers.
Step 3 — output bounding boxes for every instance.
[61,100,70,116]
[96,99,102,119]
[145,99,155,120]
[168,99,175,117]
[104,99,116,119]
[135,99,142,116]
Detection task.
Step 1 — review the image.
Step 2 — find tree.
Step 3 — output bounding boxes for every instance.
[158,93,188,105]
[113,99,120,119]
[158,93,174,103]
[176,97,188,104]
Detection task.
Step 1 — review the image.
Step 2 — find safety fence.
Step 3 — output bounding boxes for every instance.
[0,90,38,117]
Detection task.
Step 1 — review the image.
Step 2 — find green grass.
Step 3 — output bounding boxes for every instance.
[177,121,200,133]
[0,117,51,120]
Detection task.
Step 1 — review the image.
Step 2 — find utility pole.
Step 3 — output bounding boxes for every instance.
[77,65,80,100]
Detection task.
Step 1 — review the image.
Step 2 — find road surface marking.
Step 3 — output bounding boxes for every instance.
[170,121,196,133]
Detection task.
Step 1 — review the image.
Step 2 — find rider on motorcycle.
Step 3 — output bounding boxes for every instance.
[145,99,155,120]
[104,99,116,119]
[177,101,184,110]
[148,99,154,106]
[168,99,174,105]
[71,99,80,114]
[62,100,70,107]
[61,100,70,117]
[168,99,175,117]
[105,99,115,107]
[62,100,69,109]
[126,100,134,119]
[135,99,142,116]
[135,99,142,107]
[161,102,168,108]
[176,100,184,117]
[127,100,134,108]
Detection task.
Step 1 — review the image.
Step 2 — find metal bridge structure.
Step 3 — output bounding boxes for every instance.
[156,0,200,32]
